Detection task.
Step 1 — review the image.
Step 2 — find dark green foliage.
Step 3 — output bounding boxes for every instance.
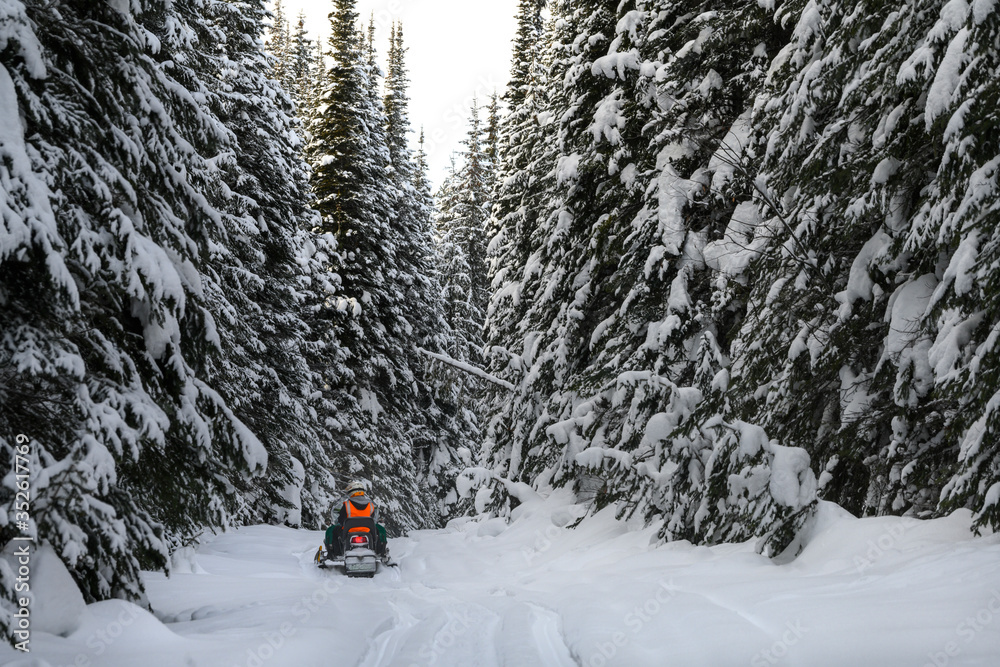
[482,0,1000,554]
[306,1,460,532]
[0,0,259,633]
[0,0,337,642]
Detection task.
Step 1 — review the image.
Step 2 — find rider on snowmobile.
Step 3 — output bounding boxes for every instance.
[324,481,388,558]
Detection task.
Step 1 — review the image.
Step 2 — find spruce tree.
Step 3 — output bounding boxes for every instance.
[507,0,547,109]
[482,0,620,507]
[383,23,476,515]
[481,0,817,553]
[0,0,301,637]
[308,38,327,120]
[901,1,1000,532]
[436,162,474,342]
[482,0,1000,550]
[435,156,486,368]
[453,100,491,316]
[287,11,315,110]
[196,0,339,528]
[267,0,292,92]
[306,0,427,532]
[481,0,555,499]
[732,0,957,525]
[427,159,484,512]
[415,129,434,211]
[485,92,501,195]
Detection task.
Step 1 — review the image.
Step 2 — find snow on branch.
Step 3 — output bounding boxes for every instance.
[416,347,515,392]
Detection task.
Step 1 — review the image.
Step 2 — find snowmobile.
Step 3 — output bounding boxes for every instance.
[314,515,393,578]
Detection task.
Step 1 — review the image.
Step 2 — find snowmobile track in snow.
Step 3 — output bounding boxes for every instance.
[10,494,1000,667]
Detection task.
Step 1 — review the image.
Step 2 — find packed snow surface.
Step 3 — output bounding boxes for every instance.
[7,491,1000,666]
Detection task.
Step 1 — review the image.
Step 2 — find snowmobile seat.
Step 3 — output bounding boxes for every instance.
[343,515,377,545]
[343,515,377,534]
[343,515,383,554]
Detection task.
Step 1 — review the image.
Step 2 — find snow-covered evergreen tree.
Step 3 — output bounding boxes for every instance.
[480,0,813,551]
[479,0,556,509]
[485,93,501,192]
[434,100,493,333]
[0,0,354,640]
[305,0,430,532]
[0,0,286,637]
[196,0,342,529]
[307,37,327,122]
[726,0,998,537]
[415,129,434,211]
[481,0,1000,552]
[286,11,315,111]
[930,0,1000,533]
[382,22,473,515]
[435,160,484,365]
[456,101,492,315]
[266,0,292,92]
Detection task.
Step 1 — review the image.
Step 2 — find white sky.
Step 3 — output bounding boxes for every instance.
[275,0,519,188]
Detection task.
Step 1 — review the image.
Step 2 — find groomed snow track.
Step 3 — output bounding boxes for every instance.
[8,491,1000,667]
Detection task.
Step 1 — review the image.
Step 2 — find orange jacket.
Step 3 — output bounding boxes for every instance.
[338,491,375,531]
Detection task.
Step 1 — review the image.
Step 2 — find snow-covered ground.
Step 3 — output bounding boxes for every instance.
[7,490,1000,666]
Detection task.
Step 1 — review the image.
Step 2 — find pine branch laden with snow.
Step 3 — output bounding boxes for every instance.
[417,347,515,392]
[0,0,339,639]
[481,0,1000,553]
[741,0,1000,530]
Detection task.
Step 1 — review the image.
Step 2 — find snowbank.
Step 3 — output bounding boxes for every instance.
[30,545,86,637]
[4,497,998,666]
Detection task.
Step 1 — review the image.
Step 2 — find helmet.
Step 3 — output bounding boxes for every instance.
[345,480,365,495]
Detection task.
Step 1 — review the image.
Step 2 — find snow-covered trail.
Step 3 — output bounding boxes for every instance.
[8,491,1000,667]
